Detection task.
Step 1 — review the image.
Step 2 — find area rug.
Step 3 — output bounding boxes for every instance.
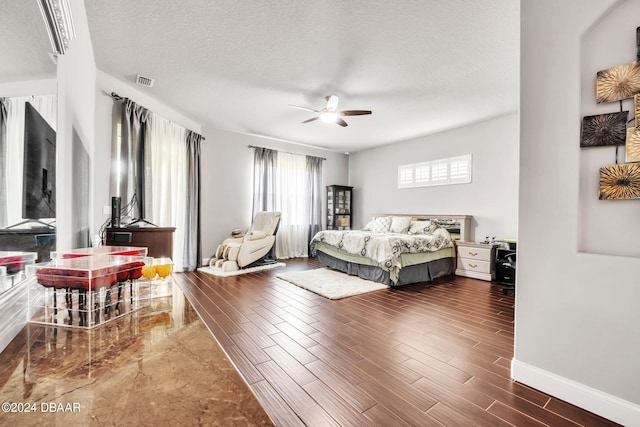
[198,262,286,277]
[276,268,389,299]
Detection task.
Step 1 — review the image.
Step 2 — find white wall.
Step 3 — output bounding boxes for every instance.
[0,79,56,97]
[578,1,640,257]
[516,1,640,425]
[200,127,349,263]
[349,113,519,241]
[55,0,96,250]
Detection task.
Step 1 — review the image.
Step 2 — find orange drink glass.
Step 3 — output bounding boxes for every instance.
[154,258,173,279]
[141,264,156,280]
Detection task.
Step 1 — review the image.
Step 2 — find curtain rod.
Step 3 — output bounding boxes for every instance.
[104,90,205,140]
[248,145,326,161]
[108,91,124,101]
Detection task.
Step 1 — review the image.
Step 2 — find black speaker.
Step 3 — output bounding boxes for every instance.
[496,248,516,286]
[111,196,121,228]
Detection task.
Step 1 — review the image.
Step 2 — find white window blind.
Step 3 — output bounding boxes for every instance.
[398,165,414,188]
[430,160,449,185]
[449,155,472,184]
[414,163,430,184]
[397,154,472,188]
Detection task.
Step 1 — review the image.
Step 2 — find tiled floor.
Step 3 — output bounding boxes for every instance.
[176,258,620,427]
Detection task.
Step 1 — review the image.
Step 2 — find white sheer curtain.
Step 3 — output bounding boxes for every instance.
[2,96,56,227]
[146,116,187,271]
[275,152,310,258]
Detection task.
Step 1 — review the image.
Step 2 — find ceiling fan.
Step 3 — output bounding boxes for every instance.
[288,95,372,127]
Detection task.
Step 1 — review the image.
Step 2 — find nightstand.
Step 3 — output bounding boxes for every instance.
[455,241,497,281]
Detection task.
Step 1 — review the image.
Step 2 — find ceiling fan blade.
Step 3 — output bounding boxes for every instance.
[326,95,339,111]
[339,110,372,116]
[289,105,319,113]
[335,117,348,127]
[302,117,319,124]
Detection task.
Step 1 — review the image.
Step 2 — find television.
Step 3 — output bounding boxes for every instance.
[22,102,56,220]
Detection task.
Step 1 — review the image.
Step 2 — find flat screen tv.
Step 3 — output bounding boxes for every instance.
[22,102,56,220]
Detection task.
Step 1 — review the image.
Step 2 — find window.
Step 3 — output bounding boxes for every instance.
[398,165,414,188]
[430,160,449,185]
[115,122,122,192]
[449,155,471,184]
[253,150,322,258]
[415,163,430,185]
[398,154,472,188]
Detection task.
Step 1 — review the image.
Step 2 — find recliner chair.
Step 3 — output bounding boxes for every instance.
[210,211,281,272]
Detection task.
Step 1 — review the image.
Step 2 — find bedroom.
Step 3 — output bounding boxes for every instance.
[0,0,638,426]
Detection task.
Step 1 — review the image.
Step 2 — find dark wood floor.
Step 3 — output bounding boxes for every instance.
[174,258,618,427]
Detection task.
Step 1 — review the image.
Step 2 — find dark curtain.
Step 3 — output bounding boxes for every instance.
[183,130,202,271]
[111,99,151,220]
[306,155,323,244]
[0,98,7,227]
[252,147,277,217]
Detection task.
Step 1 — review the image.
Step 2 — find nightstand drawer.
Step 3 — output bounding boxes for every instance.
[457,246,493,262]
[457,257,492,274]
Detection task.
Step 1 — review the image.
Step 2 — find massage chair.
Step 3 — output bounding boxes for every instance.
[210,211,281,272]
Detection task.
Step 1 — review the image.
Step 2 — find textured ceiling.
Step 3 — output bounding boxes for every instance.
[85,0,519,152]
[7,1,519,153]
[0,0,56,83]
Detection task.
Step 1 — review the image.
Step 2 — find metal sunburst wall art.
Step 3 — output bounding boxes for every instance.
[586,26,640,201]
[580,111,628,147]
[596,62,640,103]
[599,163,640,200]
[626,127,640,162]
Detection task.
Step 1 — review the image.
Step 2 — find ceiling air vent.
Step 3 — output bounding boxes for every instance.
[135,74,155,88]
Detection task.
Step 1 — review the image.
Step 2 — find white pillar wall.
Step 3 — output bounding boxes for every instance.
[516,1,640,425]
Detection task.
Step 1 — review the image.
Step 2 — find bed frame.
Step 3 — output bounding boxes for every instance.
[371,213,472,242]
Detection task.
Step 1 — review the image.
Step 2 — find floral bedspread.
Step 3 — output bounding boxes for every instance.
[310,226,453,279]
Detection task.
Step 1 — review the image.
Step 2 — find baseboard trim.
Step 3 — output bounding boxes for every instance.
[511,359,640,426]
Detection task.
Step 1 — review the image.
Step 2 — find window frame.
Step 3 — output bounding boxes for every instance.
[397,154,472,188]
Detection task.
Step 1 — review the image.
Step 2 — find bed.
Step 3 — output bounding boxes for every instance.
[310,214,471,287]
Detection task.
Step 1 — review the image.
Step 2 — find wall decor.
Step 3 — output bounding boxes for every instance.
[637,26,640,62]
[580,111,628,147]
[587,26,640,203]
[598,163,640,200]
[596,62,640,103]
[626,127,640,162]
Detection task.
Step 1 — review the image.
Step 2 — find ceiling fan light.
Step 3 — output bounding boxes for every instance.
[320,112,338,123]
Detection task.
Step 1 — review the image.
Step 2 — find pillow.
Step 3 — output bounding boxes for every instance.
[246,230,267,240]
[363,216,392,233]
[408,220,435,235]
[390,216,412,233]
